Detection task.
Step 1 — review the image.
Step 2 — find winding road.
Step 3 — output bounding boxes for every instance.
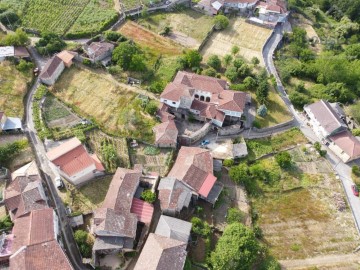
[26,48,87,270]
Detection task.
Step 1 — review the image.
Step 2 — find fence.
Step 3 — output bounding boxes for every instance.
[198,25,215,51]
[251,118,296,133]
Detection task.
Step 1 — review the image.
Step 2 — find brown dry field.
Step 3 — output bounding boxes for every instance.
[201,18,272,65]
[253,146,360,260]
[117,21,183,55]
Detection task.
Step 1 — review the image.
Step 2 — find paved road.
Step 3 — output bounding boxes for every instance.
[262,24,360,235]
[26,47,87,270]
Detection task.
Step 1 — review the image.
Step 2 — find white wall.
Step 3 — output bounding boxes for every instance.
[160,98,180,109]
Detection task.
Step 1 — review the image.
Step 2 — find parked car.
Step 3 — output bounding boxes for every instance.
[55,176,64,189]
[201,140,210,146]
[351,184,359,196]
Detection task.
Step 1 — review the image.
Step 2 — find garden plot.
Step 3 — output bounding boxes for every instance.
[0,61,32,118]
[129,144,173,176]
[43,95,81,129]
[88,130,130,173]
[52,66,157,142]
[138,9,214,46]
[201,18,272,65]
[252,145,360,260]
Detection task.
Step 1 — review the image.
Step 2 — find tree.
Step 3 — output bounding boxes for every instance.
[237,64,251,79]
[233,58,245,69]
[275,151,292,169]
[145,100,158,115]
[352,165,360,176]
[231,45,240,55]
[243,76,257,90]
[229,163,251,185]
[112,41,142,70]
[74,230,93,258]
[16,59,34,73]
[223,54,232,67]
[207,55,221,71]
[4,28,29,46]
[257,104,267,117]
[223,159,234,167]
[226,208,243,224]
[104,31,126,42]
[160,26,172,36]
[345,43,360,60]
[129,53,146,71]
[35,33,66,55]
[182,50,202,68]
[191,217,211,237]
[0,215,13,231]
[141,190,156,203]
[214,15,229,30]
[203,67,217,77]
[256,80,269,104]
[225,66,238,82]
[251,57,260,66]
[209,223,260,270]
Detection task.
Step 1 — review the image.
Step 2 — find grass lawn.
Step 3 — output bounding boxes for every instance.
[0,61,32,118]
[201,17,272,65]
[254,87,292,128]
[138,9,214,43]
[64,175,113,213]
[43,95,71,122]
[52,66,157,142]
[245,128,308,160]
[251,149,359,260]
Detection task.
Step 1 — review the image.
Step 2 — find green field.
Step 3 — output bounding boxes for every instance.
[0,0,117,36]
[43,95,71,122]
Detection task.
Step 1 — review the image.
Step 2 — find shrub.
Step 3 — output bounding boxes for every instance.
[104,31,126,42]
[223,159,234,167]
[82,59,92,66]
[352,165,360,176]
[141,190,156,203]
[74,230,93,258]
[251,57,260,66]
[257,104,268,117]
[207,55,222,71]
[35,33,66,55]
[0,215,13,231]
[275,151,292,169]
[16,59,34,73]
[231,45,240,55]
[149,80,166,94]
[214,15,229,30]
[352,129,360,136]
[191,217,211,237]
[145,100,158,115]
[226,208,244,224]
[108,65,123,75]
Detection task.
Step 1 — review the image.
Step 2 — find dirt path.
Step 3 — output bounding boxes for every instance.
[280,253,360,269]
[113,0,121,12]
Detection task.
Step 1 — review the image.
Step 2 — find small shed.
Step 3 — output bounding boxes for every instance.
[70,214,84,228]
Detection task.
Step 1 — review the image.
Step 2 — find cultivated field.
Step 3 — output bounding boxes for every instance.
[130,144,173,176]
[201,18,272,65]
[138,9,214,46]
[252,145,360,260]
[0,61,32,117]
[88,130,130,172]
[52,66,157,142]
[43,95,81,129]
[117,21,183,56]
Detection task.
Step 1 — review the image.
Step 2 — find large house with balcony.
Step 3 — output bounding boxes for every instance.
[160,71,250,128]
[304,99,360,163]
[196,0,258,15]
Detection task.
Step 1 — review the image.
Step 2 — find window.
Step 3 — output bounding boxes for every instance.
[172,102,176,105]
[195,94,199,99]
[205,97,210,102]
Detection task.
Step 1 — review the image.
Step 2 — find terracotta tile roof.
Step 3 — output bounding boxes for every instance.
[305,100,346,135]
[190,99,209,112]
[130,198,154,224]
[93,168,141,238]
[47,138,104,177]
[87,42,114,59]
[157,104,175,123]
[134,233,187,270]
[56,50,76,64]
[216,90,247,113]
[329,130,360,160]
[40,56,63,80]
[198,173,217,198]
[11,209,55,254]
[158,177,192,213]
[10,240,73,270]
[153,120,178,145]
[14,47,29,58]
[168,147,216,197]
[173,71,227,94]
[160,83,193,102]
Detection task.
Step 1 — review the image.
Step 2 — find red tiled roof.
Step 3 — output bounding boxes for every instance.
[10,240,73,270]
[91,154,105,171]
[215,90,247,113]
[153,120,178,145]
[40,56,63,80]
[160,83,193,102]
[198,173,217,198]
[87,42,114,59]
[329,130,360,160]
[157,104,175,123]
[130,198,154,224]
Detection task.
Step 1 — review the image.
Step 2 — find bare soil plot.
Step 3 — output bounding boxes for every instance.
[88,130,130,172]
[138,9,214,45]
[64,175,113,213]
[43,95,81,129]
[0,61,32,118]
[52,66,157,142]
[117,21,184,55]
[129,144,173,176]
[252,145,360,260]
[201,18,272,65]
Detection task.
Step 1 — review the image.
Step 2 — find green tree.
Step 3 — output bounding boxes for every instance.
[226,208,243,224]
[243,76,257,90]
[275,151,292,169]
[16,59,34,73]
[256,80,269,104]
[141,190,156,203]
[251,57,260,66]
[223,54,233,67]
[129,53,146,71]
[0,215,13,231]
[231,45,240,55]
[223,159,234,167]
[203,67,217,77]
[207,55,221,71]
[74,230,93,258]
[112,41,142,70]
[4,28,29,46]
[257,104,267,117]
[214,15,229,30]
[35,32,66,55]
[191,217,211,237]
[145,100,158,115]
[209,223,260,270]
[229,163,251,185]
[345,43,360,60]
[182,50,202,68]
[225,66,238,82]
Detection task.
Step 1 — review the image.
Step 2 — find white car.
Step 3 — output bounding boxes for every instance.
[55,176,64,189]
